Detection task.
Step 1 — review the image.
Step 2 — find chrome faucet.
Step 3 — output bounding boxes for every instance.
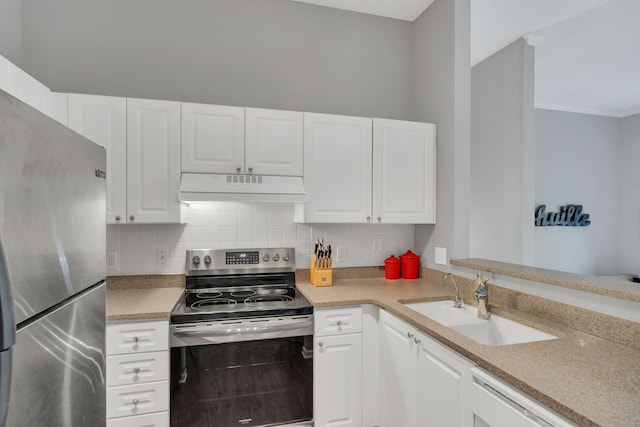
[444,273,464,308]
[473,269,491,319]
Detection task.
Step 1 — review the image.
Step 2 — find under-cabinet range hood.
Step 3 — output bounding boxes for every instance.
[179,173,306,203]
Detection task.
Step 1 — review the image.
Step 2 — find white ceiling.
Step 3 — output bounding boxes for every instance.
[291,0,639,117]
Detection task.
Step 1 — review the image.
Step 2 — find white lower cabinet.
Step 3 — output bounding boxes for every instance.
[106,320,170,426]
[106,411,169,427]
[379,310,417,427]
[415,329,474,427]
[380,310,474,427]
[314,307,363,427]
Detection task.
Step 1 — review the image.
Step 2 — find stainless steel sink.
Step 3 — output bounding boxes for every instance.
[405,300,557,346]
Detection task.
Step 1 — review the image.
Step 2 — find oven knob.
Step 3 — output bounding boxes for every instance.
[262,254,269,262]
[192,255,201,265]
[282,253,289,262]
[204,255,212,264]
[272,253,280,262]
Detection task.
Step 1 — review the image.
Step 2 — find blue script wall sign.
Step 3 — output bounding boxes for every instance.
[535,204,591,227]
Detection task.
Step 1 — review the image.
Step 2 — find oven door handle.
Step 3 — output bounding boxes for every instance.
[172,317,313,338]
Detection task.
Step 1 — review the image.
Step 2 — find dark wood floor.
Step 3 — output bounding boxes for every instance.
[170,337,313,427]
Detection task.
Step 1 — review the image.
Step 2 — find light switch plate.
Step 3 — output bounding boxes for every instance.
[435,247,447,265]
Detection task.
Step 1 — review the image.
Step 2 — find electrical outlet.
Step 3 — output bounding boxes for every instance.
[435,247,447,265]
[372,235,383,251]
[337,247,347,263]
[157,249,169,268]
[106,251,119,270]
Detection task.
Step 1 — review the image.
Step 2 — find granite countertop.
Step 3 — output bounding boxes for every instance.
[451,258,640,302]
[297,276,640,427]
[105,275,184,321]
[104,272,640,426]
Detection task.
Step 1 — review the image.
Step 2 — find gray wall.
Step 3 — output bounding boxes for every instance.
[534,109,620,275]
[618,113,640,274]
[470,39,535,265]
[0,0,21,65]
[413,0,471,268]
[21,0,413,119]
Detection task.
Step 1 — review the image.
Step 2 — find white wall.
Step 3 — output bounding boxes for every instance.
[534,109,620,275]
[21,0,413,120]
[617,113,640,274]
[0,0,21,66]
[106,202,414,275]
[413,0,471,268]
[470,39,535,265]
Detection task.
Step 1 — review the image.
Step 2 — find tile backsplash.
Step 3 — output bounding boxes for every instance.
[106,202,415,275]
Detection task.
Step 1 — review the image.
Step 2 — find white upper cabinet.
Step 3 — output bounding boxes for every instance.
[299,114,436,224]
[68,94,127,224]
[181,102,244,174]
[0,55,10,93]
[373,118,436,224]
[245,108,303,176]
[126,98,183,223]
[7,62,52,116]
[0,55,52,116]
[301,113,373,223]
[51,92,69,125]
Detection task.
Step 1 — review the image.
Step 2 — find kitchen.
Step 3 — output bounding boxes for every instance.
[1,0,639,426]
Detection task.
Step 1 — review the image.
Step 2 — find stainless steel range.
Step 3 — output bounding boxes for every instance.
[170,248,314,427]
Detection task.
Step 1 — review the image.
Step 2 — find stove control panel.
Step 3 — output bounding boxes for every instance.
[186,248,296,273]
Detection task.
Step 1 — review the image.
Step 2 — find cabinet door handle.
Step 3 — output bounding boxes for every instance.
[133,367,141,375]
[318,341,324,347]
[129,215,135,221]
[236,165,242,172]
[248,166,253,172]
[407,332,414,338]
[115,215,121,221]
[336,320,343,326]
[414,336,421,344]
[377,216,382,222]
[367,216,371,222]
[132,398,139,406]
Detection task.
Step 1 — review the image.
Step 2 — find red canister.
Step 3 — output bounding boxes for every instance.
[384,255,401,280]
[400,250,420,279]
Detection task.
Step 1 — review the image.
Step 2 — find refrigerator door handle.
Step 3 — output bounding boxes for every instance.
[0,240,15,351]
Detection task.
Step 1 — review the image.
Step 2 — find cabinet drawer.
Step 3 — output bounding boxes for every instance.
[315,307,362,336]
[106,381,169,419]
[107,321,169,355]
[107,351,169,387]
[107,411,169,427]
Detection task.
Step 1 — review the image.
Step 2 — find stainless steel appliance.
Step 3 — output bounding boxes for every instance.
[170,248,313,427]
[0,90,106,426]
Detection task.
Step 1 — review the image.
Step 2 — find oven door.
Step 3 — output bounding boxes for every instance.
[170,317,313,427]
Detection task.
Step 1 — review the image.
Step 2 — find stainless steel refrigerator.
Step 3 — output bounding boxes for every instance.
[0,90,106,426]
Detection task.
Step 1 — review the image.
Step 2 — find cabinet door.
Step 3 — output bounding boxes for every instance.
[68,94,127,224]
[373,119,436,224]
[181,102,244,174]
[303,113,372,223]
[415,330,474,427]
[245,108,303,176]
[379,311,416,427]
[0,55,9,93]
[314,333,362,427]
[51,92,68,125]
[7,61,52,116]
[126,98,182,223]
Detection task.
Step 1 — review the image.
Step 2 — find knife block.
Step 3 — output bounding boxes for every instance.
[310,254,333,287]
